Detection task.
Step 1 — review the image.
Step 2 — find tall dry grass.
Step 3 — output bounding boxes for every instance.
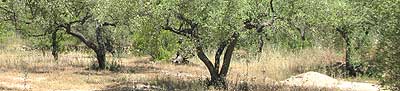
[0,50,94,72]
[172,46,345,90]
[0,42,348,91]
[189,46,343,81]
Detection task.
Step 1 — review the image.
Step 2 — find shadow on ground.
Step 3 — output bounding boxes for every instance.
[99,76,337,91]
[99,77,208,91]
[75,65,162,76]
[0,86,19,91]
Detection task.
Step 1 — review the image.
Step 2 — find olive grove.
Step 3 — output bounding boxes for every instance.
[0,0,399,89]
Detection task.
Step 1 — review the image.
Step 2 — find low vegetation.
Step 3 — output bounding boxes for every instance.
[0,45,379,91]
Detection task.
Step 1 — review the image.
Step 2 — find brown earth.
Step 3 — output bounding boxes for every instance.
[0,49,381,91]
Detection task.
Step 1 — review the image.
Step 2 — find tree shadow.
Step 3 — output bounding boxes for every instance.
[99,77,339,91]
[75,65,161,76]
[98,81,163,91]
[99,77,209,91]
[119,65,161,74]
[0,86,19,91]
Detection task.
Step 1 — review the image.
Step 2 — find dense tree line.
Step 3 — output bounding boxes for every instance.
[0,0,399,89]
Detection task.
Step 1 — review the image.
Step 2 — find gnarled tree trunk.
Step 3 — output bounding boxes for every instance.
[195,32,239,88]
[95,23,107,69]
[61,16,116,70]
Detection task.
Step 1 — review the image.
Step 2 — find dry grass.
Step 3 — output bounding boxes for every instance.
[214,47,343,81]
[0,45,374,91]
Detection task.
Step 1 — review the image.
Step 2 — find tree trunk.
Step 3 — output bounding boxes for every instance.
[215,41,227,70]
[258,35,264,53]
[196,45,220,81]
[210,32,239,88]
[51,30,59,60]
[96,50,106,70]
[95,24,107,70]
[219,32,239,79]
[60,16,117,70]
[336,27,356,77]
[209,75,226,88]
[345,37,356,77]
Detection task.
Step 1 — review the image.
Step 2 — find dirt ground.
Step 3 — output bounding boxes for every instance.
[0,55,203,90]
[0,50,381,91]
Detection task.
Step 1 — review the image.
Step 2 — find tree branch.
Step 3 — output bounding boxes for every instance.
[162,25,191,38]
[270,0,275,16]
[175,13,197,28]
[215,41,227,71]
[68,13,92,25]
[196,44,219,80]
[102,22,117,27]
[286,18,306,40]
[27,32,49,37]
[62,24,97,50]
[336,27,348,40]
[244,0,275,31]
[162,14,196,38]
[219,32,239,77]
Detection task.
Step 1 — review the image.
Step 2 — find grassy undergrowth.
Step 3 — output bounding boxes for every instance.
[0,45,377,90]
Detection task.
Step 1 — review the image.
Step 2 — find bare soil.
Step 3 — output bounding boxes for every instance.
[282,71,380,91]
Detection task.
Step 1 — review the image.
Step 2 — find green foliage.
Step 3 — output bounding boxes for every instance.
[132,19,178,60]
[369,0,400,90]
[0,22,14,48]
[0,22,6,43]
[377,29,400,90]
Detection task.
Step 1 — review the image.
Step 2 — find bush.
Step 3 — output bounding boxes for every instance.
[376,30,400,90]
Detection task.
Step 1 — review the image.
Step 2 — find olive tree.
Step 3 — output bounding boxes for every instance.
[0,0,61,58]
[0,0,138,70]
[275,0,376,77]
[149,0,279,88]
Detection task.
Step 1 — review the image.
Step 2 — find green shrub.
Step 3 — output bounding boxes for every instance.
[376,30,400,90]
